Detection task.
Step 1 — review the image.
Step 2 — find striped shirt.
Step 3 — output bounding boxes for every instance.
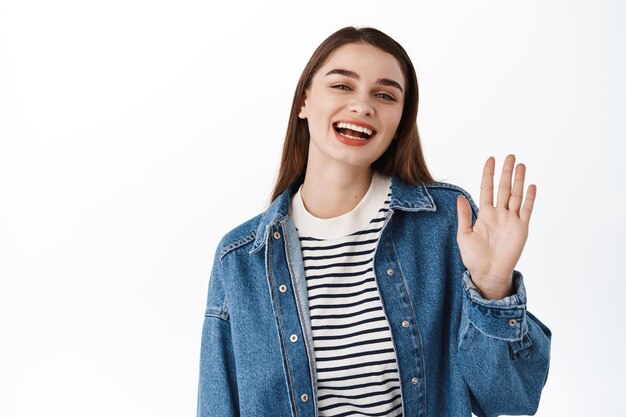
[289,171,403,417]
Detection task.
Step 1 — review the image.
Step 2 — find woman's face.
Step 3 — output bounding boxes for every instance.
[299,42,405,170]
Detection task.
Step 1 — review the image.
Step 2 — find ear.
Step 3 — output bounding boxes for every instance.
[298,91,309,119]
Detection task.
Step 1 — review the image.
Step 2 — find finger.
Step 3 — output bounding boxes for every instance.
[509,163,526,215]
[456,195,473,237]
[496,154,515,209]
[520,184,537,225]
[479,156,495,209]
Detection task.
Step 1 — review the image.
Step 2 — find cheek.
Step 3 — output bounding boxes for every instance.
[310,102,337,129]
[381,109,403,131]
[389,110,404,130]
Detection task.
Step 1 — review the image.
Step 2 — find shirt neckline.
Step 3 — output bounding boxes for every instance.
[290,171,391,240]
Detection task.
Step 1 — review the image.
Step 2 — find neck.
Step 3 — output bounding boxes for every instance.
[300,159,373,219]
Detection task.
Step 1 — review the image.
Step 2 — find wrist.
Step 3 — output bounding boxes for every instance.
[476,283,513,300]
[470,272,514,300]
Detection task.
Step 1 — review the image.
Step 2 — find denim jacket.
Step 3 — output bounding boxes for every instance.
[197,175,552,417]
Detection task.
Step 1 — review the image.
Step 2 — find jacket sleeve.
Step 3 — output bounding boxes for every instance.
[196,244,240,417]
[458,268,552,417]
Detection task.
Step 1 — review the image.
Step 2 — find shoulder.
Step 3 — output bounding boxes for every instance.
[215,212,264,261]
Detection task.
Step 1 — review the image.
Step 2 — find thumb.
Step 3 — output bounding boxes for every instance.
[456,195,473,237]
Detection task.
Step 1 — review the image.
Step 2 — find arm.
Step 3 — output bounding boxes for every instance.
[455,155,551,415]
[196,246,240,417]
[458,269,551,416]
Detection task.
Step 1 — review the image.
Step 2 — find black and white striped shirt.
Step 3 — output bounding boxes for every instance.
[289,171,403,417]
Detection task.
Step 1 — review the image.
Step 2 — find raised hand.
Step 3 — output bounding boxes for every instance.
[456,154,537,300]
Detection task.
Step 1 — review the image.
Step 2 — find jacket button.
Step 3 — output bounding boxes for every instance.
[411,377,418,384]
[386,268,394,276]
[300,393,308,402]
[273,231,281,240]
[290,334,298,342]
[279,284,287,293]
[402,320,410,327]
[509,319,517,326]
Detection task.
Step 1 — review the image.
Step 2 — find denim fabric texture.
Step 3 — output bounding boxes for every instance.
[197,175,552,417]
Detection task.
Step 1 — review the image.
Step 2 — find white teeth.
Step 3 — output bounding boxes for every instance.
[335,121,373,136]
[337,132,369,141]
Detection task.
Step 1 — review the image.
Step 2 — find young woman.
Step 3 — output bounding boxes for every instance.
[197,26,551,417]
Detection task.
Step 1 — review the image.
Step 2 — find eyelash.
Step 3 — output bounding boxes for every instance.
[332,84,396,102]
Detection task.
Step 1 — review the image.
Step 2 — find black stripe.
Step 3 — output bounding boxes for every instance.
[301,238,378,251]
[313,325,390,341]
[313,336,392,352]
[304,258,371,271]
[305,266,373,281]
[310,305,383,320]
[323,400,402,417]
[348,227,383,236]
[299,235,324,241]
[312,315,386,331]
[318,385,401,402]
[317,358,398,373]
[309,295,380,311]
[319,394,400,415]
[317,368,398,383]
[308,286,378,301]
[302,247,375,261]
[308,277,376,292]
[315,347,396,362]
[318,376,400,390]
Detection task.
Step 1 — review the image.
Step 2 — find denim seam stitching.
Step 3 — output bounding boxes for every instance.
[465,316,523,342]
[266,234,300,417]
[372,210,407,417]
[281,219,318,417]
[204,309,230,322]
[386,212,427,417]
[508,333,533,361]
[458,318,471,350]
[220,231,257,259]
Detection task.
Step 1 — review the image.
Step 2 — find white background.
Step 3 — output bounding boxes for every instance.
[1,1,624,416]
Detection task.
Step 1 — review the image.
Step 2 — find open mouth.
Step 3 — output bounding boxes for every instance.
[333,122,377,141]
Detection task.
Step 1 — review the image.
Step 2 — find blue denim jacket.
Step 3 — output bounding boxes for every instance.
[197,176,551,417]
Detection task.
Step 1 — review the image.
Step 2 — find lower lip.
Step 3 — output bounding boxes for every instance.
[334,129,373,147]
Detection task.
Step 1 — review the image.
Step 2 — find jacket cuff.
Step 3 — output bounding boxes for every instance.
[462,269,528,341]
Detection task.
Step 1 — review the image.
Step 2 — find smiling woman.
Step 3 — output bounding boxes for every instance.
[197,26,552,417]
[297,42,405,173]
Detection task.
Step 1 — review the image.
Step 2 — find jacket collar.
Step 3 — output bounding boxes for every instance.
[249,174,436,254]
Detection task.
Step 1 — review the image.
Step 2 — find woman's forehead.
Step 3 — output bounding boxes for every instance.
[317,43,405,86]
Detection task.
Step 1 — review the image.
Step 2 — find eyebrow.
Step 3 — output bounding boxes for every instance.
[324,68,404,93]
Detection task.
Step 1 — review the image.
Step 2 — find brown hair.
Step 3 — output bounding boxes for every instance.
[269,26,436,203]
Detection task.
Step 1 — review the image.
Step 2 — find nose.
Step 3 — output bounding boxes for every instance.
[348,94,374,116]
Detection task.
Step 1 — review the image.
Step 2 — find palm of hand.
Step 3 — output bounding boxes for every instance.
[456,154,536,298]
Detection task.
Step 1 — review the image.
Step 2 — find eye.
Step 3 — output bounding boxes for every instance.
[331,84,352,91]
[376,92,396,102]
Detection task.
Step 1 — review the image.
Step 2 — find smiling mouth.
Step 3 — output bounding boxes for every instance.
[333,122,377,140]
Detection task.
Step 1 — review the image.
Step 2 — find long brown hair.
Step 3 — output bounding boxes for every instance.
[269,26,436,204]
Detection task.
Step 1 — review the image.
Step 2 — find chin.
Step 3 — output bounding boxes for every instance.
[332,153,378,169]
